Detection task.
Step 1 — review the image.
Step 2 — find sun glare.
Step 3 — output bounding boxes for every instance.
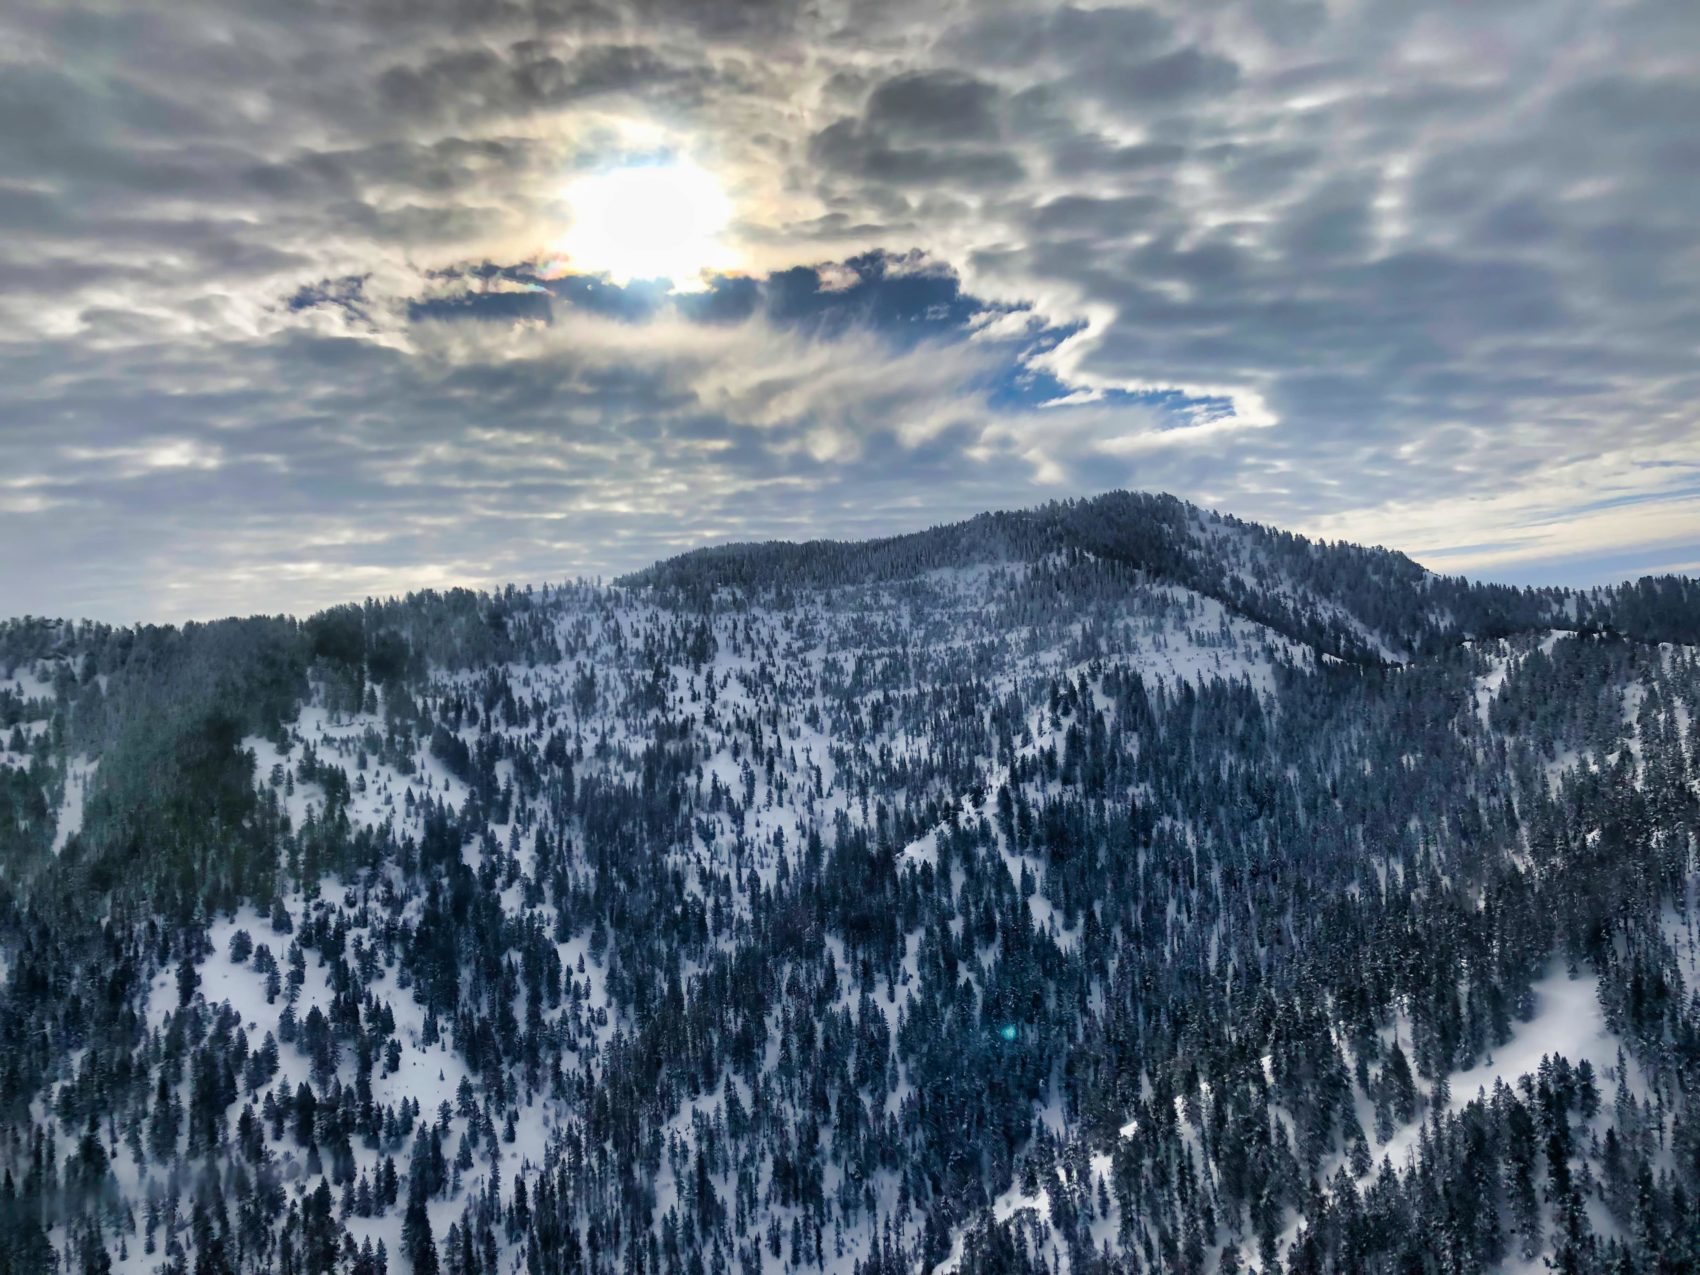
[557,162,735,288]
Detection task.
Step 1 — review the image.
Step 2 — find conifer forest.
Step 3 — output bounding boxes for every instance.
[4,491,1700,1275]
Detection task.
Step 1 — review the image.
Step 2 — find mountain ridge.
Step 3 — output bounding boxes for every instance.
[6,491,1695,673]
[622,490,1700,664]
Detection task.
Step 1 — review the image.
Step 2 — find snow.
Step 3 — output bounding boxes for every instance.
[1444,968,1616,1114]
[5,662,58,702]
[128,895,529,1270]
[1474,651,1510,728]
[51,754,95,854]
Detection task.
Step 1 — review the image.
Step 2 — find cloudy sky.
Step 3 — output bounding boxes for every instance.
[3,0,1697,622]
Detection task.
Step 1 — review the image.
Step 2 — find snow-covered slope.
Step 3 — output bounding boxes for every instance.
[1,493,1698,1274]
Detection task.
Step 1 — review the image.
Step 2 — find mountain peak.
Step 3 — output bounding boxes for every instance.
[624,489,1700,663]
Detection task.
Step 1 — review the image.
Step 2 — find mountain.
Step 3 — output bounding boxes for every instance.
[626,491,1700,659]
[0,490,1697,1274]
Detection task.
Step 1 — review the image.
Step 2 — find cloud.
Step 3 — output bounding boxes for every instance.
[0,300,1077,619]
[809,118,1027,188]
[301,249,1003,342]
[864,72,1004,143]
[0,0,1696,619]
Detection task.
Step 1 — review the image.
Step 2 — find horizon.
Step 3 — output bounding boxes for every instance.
[4,489,1693,631]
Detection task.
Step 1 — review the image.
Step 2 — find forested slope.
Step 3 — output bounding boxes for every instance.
[0,492,1697,1274]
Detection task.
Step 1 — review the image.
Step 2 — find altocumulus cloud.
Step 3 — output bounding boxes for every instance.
[0,0,1696,620]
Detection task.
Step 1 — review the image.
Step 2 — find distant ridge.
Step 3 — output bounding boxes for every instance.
[624,490,1700,663]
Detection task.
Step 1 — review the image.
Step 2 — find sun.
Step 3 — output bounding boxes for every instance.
[556,162,736,288]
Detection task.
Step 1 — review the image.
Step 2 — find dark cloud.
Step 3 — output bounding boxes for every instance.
[1108,46,1241,105]
[1274,178,1377,261]
[760,252,989,340]
[387,250,1010,344]
[1024,196,1168,238]
[808,117,1026,187]
[864,71,1003,142]
[674,274,761,324]
[408,289,556,323]
[375,40,723,123]
[946,6,1237,105]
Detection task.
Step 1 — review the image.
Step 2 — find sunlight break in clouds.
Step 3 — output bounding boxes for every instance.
[554,161,738,287]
